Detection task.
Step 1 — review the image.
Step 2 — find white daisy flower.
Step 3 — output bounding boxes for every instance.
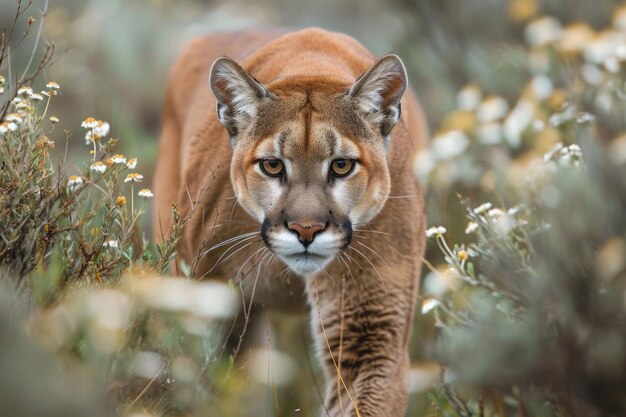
[431,130,469,160]
[110,154,127,164]
[508,206,522,215]
[103,240,119,248]
[0,123,8,135]
[473,202,492,215]
[5,114,23,124]
[126,158,137,169]
[604,56,620,73]
[124,173,143,183]
[46,81,60,90]
[425,226,447,238]
[7,122,18,132]
[81,117,99,129]
[615,44,626,61]
[67,175,84,191]
[90,161,107,174]
[421,298,442,314]
[465,222,479,234]
[524,16,563,47]
[93,121,110,137]
[49,116,59,123]
[12,97,23,104]
[477,96,509,123]
[487,208,504,218]
[138,188,154,198]
[456,84,482,111]
[30,93,44,101]
[17,86,33,97]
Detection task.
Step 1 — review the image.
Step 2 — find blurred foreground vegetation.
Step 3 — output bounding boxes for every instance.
[1,0,626,416]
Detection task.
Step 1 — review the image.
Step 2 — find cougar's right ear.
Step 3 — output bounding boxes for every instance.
[209,56,271,145]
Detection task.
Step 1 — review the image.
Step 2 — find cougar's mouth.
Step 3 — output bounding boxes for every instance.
[260,219,352,276]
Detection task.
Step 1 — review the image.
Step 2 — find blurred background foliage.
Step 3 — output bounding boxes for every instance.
[2,0,626,416]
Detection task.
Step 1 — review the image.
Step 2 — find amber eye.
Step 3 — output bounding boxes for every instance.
[330,159,355,177]
[260,159,284,177]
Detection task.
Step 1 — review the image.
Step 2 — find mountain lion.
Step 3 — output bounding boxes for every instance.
[153,27,428,417]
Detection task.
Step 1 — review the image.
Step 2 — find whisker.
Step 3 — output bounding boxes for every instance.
[198,231,258,258]
[341,251,364,271]
[348,246,389,298]
[387,194,416,199]
[211,234,260,265]
[354,241,388,266]
[352,234,404,257]
[234,246,268,283]
[352,229,394,237]
[352,221,407,227]
[207,238,264,276]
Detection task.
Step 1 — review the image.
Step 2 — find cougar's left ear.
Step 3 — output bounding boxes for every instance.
[210,56,271,145]
[347,54,407,138]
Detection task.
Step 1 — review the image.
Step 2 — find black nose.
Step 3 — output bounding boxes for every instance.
[287,223,326,246]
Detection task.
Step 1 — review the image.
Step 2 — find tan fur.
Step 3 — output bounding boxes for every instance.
[154,28,428,417]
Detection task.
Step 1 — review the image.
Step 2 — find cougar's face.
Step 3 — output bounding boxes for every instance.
[210,55,406,276]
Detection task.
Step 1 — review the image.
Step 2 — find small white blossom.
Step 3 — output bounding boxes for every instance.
[0,123,8,135]
[456,84,482,111]
[7,122,18,132]
[431,130,469,160]
[17,86,33,97]
[604,56,620,73]
[93,121,110,137]
[581,63,604,85]
[465,222,479,234]
[12,97,23,104]
[425,226,447,238]
[124,173,143,183]
[103,240,119,248]
[5,114,23,124]
[524,16,563,47]
[421,298,442,315]
[507,206,522,215]
[46,81,60,90]
[81,117,99,129]
[530,74,553,100]
[110,154,127,164]
[67,176,83,191]
[477,96,509,123]
[90,162,107,174]
[487,208,504,218]
[138,188,154,198]
[49,116,59,123]
[473,202,492,215]
[30,93,43,101]
[126,158,137,169]
[84,121,110,144]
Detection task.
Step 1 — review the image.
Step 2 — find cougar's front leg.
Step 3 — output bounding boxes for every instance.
[307,262,418,417]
